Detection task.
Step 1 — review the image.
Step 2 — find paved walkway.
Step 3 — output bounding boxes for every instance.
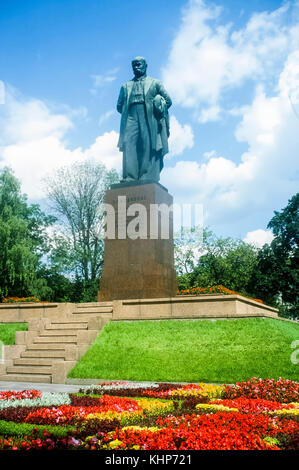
[0,381,92,393]
[0,379,213,393]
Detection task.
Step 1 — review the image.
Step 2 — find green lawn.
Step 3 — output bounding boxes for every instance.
[0,323,28,345]
[68,318,299,383]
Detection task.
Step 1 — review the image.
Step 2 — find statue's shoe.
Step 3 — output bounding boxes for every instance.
[121,177,136,182]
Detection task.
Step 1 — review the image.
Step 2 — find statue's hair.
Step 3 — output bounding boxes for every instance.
[132,56,147,65]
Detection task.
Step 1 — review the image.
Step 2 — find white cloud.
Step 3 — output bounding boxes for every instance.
[98,109,115,126]
[0,91,192,200]
[0,92,73,144]
[162,0,299,110]
[160,1,299,234]
[0,88,121,199]
[279,50,299,119]
[1,137,82,198]
[244,229,274,248]
[197,105,221,123]
[84,131,121,172]
[203,150,217,159]
[168,115,194,157]
[161,50,299,226]
[90,68,119,95]
[0,81,5,105]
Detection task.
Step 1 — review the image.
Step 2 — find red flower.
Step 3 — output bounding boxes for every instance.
[223,378,299,403]
[0,390,41,401]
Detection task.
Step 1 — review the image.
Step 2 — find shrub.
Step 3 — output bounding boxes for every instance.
[0,419,74,438]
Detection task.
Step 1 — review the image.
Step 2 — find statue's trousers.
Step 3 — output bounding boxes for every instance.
[123,103,160,181]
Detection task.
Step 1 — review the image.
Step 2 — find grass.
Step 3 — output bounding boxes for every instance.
[0,323,28,345]
[68,318,299,383]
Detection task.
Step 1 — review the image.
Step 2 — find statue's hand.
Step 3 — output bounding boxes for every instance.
[153,95,166,120]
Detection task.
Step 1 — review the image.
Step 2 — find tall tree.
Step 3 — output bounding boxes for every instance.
[251,194,299,317]
[175,227,258,296]
[44,160,119,300]
[0,168,53,299]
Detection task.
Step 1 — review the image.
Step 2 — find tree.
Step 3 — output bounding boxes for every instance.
[175,227,259,296]
[0,168,54,299]
[251,194,299,317]
[44,160,119,301]
[174,226,209,277]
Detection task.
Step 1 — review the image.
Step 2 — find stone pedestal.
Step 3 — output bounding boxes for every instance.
[98,182,177,301]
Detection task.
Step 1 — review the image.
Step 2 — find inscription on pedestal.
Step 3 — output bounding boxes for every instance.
[98,183,177,301]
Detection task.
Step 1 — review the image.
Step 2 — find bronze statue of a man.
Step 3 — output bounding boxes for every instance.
[117,57,172,183]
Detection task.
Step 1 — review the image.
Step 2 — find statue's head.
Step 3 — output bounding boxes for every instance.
[132,56,147,78]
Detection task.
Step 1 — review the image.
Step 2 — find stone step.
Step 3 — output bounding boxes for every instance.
[33,336,77,344]
[46,323,88,330]
[14,358,58,366]
[0,374,51,383]
[72,309,113,314]
[28,343,67,350]
[21,350,66,359]
[75,302,113,308]
[72,305,113,314]
[0,311,108,384]
[7,366,52,375]
[40,330,80,336]
[51,318,89,323]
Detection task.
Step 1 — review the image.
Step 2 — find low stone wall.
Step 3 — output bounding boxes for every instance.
[0,295,279,324]
[0,303,73,322]
[112,295,279,320]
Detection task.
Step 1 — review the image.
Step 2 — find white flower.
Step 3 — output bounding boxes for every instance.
[0,392,71,409]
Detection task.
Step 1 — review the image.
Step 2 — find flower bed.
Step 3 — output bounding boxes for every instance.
[1,297,41,303]
[223,377,299,403]
[176,285,264,304]
[0,390,41,401]
[0,379,298,451]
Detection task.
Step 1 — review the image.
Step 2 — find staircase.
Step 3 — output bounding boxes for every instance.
[0,303,113,384]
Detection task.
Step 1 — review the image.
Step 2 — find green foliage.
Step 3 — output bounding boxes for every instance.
[175,194,298,319]
[36,269,74,302]
[175,227,258,297]
[0,162,120,303]
[0,420,74,438]
[0,168,53,300]
[44,160,119,302]
[174,226,209,276]
[251,194,299,318]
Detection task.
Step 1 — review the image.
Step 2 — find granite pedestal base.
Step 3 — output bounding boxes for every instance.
[98,182,177,301]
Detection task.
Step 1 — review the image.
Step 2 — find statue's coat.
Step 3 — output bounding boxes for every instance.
[117,76,172,168]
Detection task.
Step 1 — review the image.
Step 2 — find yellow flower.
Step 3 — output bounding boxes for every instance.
[122,426,144,431]
[269,408,299,417]
[108,439,123,449]
[136,398,174,414]
[197,383,224,398]
[195,403,239,413]
[169,384,224,399]
[122,425,160,433]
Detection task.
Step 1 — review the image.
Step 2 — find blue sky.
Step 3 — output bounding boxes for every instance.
[0,0,298,245]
